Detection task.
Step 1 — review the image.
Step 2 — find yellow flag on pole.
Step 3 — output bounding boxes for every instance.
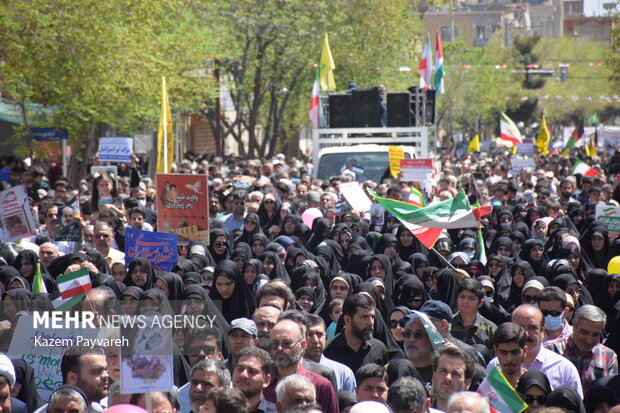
[467,134,480,154]
[320,34,336,90]
[389,146,405,178]
[536,115,550,155]
[156,76,174,174]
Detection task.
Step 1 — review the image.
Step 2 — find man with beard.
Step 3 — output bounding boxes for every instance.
[50,346,109,412]
[491,323,527,388]
[486,304,583,397]
[324,294,388,373]
[263,320,338,413]
[431,347,473,412]
[400,314,435,391]
[232,347,276,413]
[188,359,231,413]
[253,306,282,351]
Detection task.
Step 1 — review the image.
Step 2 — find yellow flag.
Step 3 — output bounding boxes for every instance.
[512,143,518,155]
[467,134,480,154]
[389,146,405,178]
[536,115,550,156]
[320,33,336,90]
[584,136,591,157]
[588,132,598,157]
[156,76,174,174]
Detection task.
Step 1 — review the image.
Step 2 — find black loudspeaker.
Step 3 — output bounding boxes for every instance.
[387,93,411,127]
[352,88,382,127]
[425,89,436,125]
[329,94,352,128]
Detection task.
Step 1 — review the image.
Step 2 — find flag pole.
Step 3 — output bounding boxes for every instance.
[162,76,168,174]
[430,247,457,271]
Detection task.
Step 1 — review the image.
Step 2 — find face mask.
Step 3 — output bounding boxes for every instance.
[544,314,563,331]
[138,199,147,207]
[486,241,492,249]
[486,296,494,304]
[465,251,475,260]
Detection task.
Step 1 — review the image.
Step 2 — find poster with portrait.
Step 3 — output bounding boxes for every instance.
[54,205,82,242]
[370,204,385,231]
[156,174,209,244]
[0,185,37,242]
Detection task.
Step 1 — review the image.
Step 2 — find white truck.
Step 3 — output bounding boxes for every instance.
[311,126,430,183]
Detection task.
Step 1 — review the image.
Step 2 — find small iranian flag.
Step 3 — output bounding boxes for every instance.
[408,187,426,208]
[477,366,527,413]
[418,33,433,91]
[32,262,47,296]
[499,112,523,145]
[309,71,320,128]
[572,160,597,177]
[57,268,92,300]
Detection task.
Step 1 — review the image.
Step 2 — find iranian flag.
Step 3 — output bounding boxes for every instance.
[477,228,487,265]
[57,268,92,300]
[499,112,523,145]
[477,366,527,413]
[368,189,491,248]
[408,187,426,208]
[418,33,433,91]
[572,160,597,177]
[433,31,444,95]
[309,71,320,128]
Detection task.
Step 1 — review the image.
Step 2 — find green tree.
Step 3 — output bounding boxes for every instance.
[0,0,217,179]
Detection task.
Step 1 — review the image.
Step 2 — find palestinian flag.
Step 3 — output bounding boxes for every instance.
[477,366,527,413]
[32,262,47,296]
[57,268,92,300]
[499,112,523,145]
[562,122,584,156]
[408,187,426,208]
[572,160,597,177]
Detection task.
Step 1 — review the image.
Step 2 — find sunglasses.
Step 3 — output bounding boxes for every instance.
[264,200,275,204]
[245,220,257,225]
[541,309,562,317]
[521,394,546,405]
[403,330,426,340]
[214,241,228,247]
[522,295,538,304]
[488,262,501,268]
[389,319,408,329]
[189,345,216,356]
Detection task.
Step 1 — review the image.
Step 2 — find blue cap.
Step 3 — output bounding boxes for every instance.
[420,300,453,321]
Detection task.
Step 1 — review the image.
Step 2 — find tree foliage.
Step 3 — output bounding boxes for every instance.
[0,0,217,176]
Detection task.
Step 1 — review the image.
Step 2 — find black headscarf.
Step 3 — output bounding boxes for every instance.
[295,287,317,313]
[156,272,185,313]
[140,288,175,316]
[300,270,327,315]
[386,359,422,386]
[519,239,547,277]
[316,244,342,275]
[515,370,552,395]
[208,229,232,263]
[1,288,31,320]
[259,251,290,283]
[580,223,611,270]
[11,358,44,411]
[234,212,264,245]
[182,272,204,287]
[546,388,586,413]
[396,224,428,262]
[306,218,332,254]
[182,284,229,335]
[365,254,395,298]
[209,260,256,322]
[394,274,430,310]
[435,268,460,311]
[12,250,57,293]
[188,240,216,269]
[124,258,155,290]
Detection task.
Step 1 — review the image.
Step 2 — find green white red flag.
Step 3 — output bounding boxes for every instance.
[408,187,426,208]
[57,268,92,300]
[572,160,597,177]
[499,112,523,145]
[309,71,320,128]
[418,33,433,91]
[477,366,528,413]
[368,189,491,248]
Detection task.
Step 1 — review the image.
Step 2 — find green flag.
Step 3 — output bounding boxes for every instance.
[32,262,47,296]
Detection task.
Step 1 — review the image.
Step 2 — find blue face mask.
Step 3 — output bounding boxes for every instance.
[486,296,494,304]
[544,314,563,331]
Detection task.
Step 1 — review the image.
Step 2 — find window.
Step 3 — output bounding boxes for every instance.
[475,25,486,39]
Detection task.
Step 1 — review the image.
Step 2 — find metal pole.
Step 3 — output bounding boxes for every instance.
[162,76,168,173]
[214,59,223,157]
[431,247,457,271]
[62,139,67,177]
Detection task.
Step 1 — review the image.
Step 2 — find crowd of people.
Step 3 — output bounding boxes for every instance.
[0,146,619,413]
